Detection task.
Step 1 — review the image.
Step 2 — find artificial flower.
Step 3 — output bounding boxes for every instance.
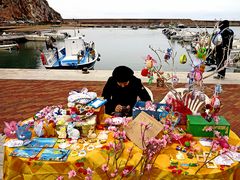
[68,170,77,178]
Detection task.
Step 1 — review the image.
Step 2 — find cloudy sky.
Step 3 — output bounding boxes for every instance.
[47,0,240,20]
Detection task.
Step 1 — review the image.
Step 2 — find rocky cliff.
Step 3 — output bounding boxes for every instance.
[0,0,62,22]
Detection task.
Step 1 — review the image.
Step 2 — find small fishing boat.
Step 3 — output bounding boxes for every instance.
[43,36,100,69]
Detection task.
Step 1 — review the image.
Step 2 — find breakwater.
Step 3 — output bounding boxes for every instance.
[62,19,240,28]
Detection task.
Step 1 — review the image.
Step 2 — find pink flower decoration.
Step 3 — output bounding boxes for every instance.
[102,164,109,172]
[122,169,129,176]
[56,176,64,180]
[204,126,213,132]
[85,176,92,180]
[146,164,152,171]
[68,170,77,178]
[214,130,221,138]
[86,167,93,176]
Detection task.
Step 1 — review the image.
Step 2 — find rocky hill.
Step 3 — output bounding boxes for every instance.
[0,0,62,22]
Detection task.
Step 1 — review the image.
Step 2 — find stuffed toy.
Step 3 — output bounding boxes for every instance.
[67,122,80,141]
[4,121,17,138]
[16,124,32,140]
[43,120,56,137]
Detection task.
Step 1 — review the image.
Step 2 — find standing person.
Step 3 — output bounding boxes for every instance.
[102,66,151,116]
[213,20,234,79]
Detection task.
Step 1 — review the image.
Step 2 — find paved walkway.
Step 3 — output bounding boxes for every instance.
[0,68,240,84]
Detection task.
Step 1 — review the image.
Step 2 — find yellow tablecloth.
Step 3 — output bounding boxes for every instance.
[3,130,240,180]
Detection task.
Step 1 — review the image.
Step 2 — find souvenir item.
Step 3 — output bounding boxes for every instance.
[10,147,42,158]
[39,148,70,162]
[16,124,32,141]
[43,121,56,137]
[34,121,44,137]
[56,125,67,139]
[203,151,212,158]
[3,139,24,147]
[67,122,80,141]
[88,98,107,109]
[187,115,230,137]
[97,131,108,142]
[196,154,205,162]
[58,142,71,149]
[180,54,187,64]
[68,88,97,104]
[176,152,185,160]
[78,150,87,157]
[206,161,218,168]
[26,138,57,148]
[87,126,97,139]
[4,121,17,139]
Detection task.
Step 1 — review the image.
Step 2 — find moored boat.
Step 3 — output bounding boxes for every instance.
[42,36,100,69]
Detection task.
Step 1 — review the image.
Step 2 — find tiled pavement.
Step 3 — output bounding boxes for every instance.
[0,79,239,137]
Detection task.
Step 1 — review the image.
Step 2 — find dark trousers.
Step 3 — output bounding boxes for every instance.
[216,49,228,77]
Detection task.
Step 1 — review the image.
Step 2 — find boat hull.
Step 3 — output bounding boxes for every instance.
[45,60,96,69]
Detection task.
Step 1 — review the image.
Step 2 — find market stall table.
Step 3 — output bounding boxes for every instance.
[3,129,240,180]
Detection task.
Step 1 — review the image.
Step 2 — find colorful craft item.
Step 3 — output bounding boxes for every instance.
[145,55,157,69]
[176,145,182,151]
[145,101,156,111]
[182,147,187,153]
[176,152,185,160]
[56,125,67,139]
[141,68,149,77]
[206,161,218,168]
[199,63,206,73]
[170,159,178,166]
[67,122,80,142]
[34,121,44,137]
[172,75,179,84]
[16,124,32,140]
[164,48,172,61]
[180,163,189,170]
[187,152,194,159]
[196,47,207,59]
[172,169,182,175]
[215,84,222,94]
[4,121,17,138]
[184,141,190,147]
[180,54,187,64]
[189,163,198,167]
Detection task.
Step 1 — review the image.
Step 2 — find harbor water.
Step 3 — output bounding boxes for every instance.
[0,27,239,71]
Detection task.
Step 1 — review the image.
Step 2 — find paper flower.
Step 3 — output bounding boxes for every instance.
[68,170,77,178]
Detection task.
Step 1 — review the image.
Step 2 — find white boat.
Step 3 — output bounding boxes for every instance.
[24,34,49,41]
[24,31,66,41]
[43,36,100,69]
[43,32,66,40]
[0,41,19,51]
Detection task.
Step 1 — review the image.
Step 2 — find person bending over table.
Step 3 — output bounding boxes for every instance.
[102,66,151,116]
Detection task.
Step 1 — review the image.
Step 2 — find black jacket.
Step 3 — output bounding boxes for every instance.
[216,27,234,59]
[102,76,151,115]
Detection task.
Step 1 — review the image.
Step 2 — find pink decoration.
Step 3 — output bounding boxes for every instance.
[68,170,77,178]
[4,121,17,138]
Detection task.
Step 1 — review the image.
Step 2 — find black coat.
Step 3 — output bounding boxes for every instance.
[102,76,151,115]
[216,27,234,60]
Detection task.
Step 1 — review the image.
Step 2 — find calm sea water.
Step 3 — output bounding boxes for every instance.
[0,27,239,71]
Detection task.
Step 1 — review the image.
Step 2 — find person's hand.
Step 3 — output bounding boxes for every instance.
[115,105,122,112]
